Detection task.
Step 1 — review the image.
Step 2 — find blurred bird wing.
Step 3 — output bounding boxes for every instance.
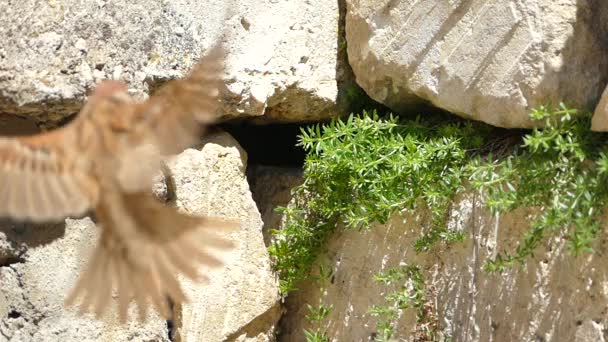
[0,125,99,222]
[133,43,226,155]
[113,44,225,193]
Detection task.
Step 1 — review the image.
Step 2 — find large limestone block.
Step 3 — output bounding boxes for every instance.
[346,0,608,128]
[224,0,341,122]
[279,193,608,341]
[0,219,169,342]
[0,0,340,124]
[165,131,281,342]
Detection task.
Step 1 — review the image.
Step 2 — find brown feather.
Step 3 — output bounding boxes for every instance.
[115,257,132,323]
[0,133,99,222]
[133,43,226,156]
[65,191,238,321]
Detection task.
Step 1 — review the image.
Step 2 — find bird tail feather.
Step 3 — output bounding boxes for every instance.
[65,192,239,323]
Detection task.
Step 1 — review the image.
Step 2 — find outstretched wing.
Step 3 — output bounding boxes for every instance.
[0,126,99,223]
[112,43,226,192]
[133,43,226,155]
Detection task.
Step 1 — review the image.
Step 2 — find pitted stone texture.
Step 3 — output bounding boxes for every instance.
[0,0,224,124]
[0,0,341,125]
[0,219,169,342]
[346,0,608,128]
[165,131,281,342]
[224,0,342,122]
[279,193,608,341]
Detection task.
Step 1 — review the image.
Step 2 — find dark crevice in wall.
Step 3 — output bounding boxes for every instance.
[167,318,175,341]
[0,115,41,136]
[7,310,21,319]
[220,122,308,168]
[224,303,284,341]
[0,254,25,268]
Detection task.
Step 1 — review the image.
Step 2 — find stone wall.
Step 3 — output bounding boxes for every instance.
[0,0,345,126]
[278,193,608,342]
[3,0,608,341]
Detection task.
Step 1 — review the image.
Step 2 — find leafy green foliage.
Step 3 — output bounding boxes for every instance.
[269,103,608,308]
[369,265,439,341]
[303,301,333,342]
[303,329,330,342]
[268,111,487,293]
[303,264,334,342]
[470,104,608,271]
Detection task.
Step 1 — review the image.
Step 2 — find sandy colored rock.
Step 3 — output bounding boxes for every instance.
[0,219,169,342]
[346,0,608,128]
[0,0,342,125]
[279,193,608,341]
[224,0,343,122]
[592,85,608,131]
[165,131,281,342]
[247,166,303,246]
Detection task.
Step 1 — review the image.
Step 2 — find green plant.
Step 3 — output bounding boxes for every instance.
[303,301,333,342]
[303,265,334,342]
[369,265,439,341]
[269,104,608,338]
[470,104,608,271]
[303,329,330,342]
[268,111,488,293]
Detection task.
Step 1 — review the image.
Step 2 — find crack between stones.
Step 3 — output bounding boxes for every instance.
[10,265,45,327]
[223,303,284,342]
[0,254,25,267]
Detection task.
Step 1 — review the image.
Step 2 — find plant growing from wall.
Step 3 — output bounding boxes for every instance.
[369,264,439,341]
[269,103,608,309]
[303,264,334,342]
[269,104,608,340]
[469,104,608,271]
[268,111,489,293]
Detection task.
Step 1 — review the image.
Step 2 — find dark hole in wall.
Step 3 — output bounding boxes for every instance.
[218,101,509,166]
[167,319,175,341]
[219,122,308,167]
[7,310,21,319]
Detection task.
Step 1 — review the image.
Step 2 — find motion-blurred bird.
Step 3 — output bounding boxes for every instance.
[0,43,238,322]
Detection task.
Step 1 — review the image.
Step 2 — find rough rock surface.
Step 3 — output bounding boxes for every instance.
[346,0,608,128]
[165,131,281,342]
[0,0,342,125]
[279,193,608,341]
[223,0,343,122]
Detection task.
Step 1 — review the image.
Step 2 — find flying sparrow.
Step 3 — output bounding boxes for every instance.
[0,42,238,322]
